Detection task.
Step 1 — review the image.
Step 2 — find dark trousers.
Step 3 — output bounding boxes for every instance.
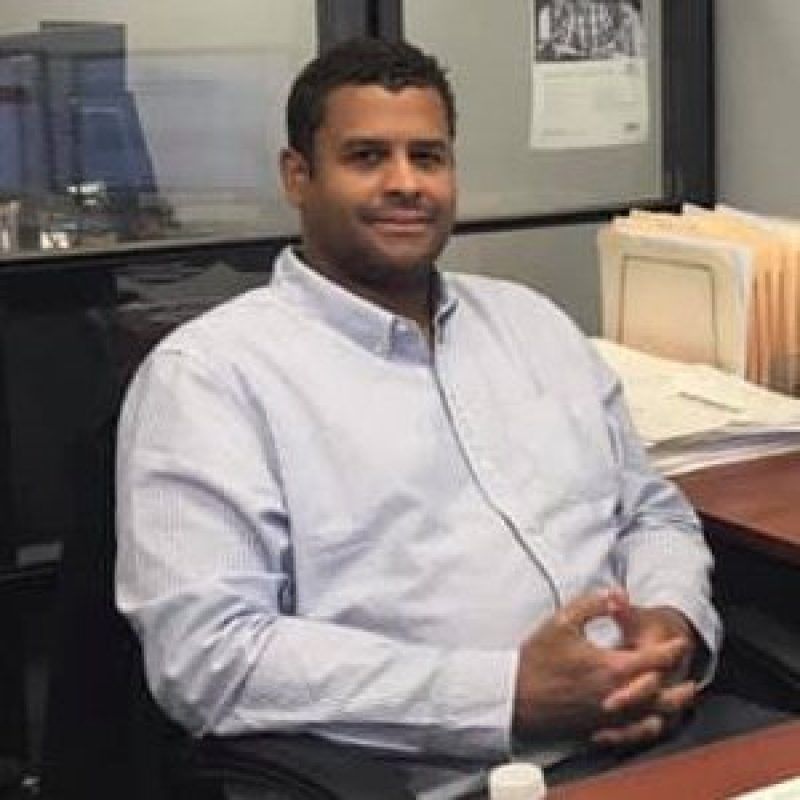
[200,692,793,800]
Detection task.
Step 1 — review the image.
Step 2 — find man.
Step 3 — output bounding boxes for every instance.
[117,37,747,788]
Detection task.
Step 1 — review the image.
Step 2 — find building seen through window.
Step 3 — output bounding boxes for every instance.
[0,2,316,257]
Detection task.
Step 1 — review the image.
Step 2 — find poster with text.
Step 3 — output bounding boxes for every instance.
[530,0,649,150]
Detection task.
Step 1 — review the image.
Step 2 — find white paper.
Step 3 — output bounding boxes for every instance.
[530,0,649,150]
[730,775,800,800]
[593,338,800,475]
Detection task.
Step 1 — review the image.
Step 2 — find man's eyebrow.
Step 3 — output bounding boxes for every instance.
[339,136,450,149]
[408,139,450,151]
[339,137,390,150]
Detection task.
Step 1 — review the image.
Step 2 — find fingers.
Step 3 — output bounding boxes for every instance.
[601,670,696,721]
[610,634,688,682]
[601,675,697,734]
[592,682,698,749]
[602,669,661,714]
[591,714,665,749]
[603,585,630,613]
[602,585,631,619]
[653,680,698,716]
[515,593,694,741]
[601,665,696,717]
[557,587,630,630]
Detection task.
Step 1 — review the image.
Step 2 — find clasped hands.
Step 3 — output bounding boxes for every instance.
[513,587,698,750]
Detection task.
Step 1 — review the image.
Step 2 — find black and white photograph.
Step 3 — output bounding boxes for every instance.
[535,0,645,62]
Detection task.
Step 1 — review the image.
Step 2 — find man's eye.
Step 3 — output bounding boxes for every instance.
[412,151,446,169]
[349,149,383,167]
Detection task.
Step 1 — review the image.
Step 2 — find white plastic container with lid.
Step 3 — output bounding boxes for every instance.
[488,762,547,800]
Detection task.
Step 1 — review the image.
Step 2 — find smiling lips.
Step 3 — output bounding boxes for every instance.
[365,209,435,233]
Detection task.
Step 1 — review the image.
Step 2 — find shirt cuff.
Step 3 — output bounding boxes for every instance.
[427,648,518,757]
[633,584,722,687]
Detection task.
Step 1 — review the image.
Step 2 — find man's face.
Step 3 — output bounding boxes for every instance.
[281,85,456,293]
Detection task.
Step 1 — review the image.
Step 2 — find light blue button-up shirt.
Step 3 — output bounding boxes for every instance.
[116,246,719,760]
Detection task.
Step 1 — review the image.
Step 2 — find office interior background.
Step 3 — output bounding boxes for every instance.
[1,0,799,793]
[2,1,797,323]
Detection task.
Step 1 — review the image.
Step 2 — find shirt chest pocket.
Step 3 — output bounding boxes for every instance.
[505,392,619,511]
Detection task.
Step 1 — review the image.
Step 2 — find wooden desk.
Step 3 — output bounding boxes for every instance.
[676,452,800,714]
[548,720,800,799]
[675,452,800,566]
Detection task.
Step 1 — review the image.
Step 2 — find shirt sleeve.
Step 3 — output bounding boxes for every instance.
[596,351,722,682]
[115,346,516,759]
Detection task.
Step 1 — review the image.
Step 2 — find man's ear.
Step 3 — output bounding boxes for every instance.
[280,147,311,208]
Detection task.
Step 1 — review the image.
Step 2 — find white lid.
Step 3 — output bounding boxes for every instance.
[488,762,547,800]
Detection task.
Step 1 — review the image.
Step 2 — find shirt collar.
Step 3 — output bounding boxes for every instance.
[270,246,458,356]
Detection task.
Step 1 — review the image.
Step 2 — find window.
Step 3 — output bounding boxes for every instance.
[0,1,316,256]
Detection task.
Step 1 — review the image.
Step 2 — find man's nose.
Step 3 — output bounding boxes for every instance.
[383,154,421,195]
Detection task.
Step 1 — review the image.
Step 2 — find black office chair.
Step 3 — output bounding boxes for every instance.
[0,599,25,798]
[39,384,414,800]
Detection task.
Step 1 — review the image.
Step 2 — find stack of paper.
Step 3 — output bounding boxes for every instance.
[598,205,800,396]
[593,338,800,475]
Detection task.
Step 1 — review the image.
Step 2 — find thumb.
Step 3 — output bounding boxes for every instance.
[558,589,625,630]
[605,590,641,645]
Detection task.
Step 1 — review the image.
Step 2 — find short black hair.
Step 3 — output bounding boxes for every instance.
[286,37,456,164]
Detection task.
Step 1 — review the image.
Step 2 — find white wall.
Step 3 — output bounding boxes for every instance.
[716,0,800,217]
[440,223,604,334]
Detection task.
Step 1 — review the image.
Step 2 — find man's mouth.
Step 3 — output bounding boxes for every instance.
[365,210,434,232]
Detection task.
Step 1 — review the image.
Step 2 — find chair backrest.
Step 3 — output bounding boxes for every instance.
[40,394,179,800]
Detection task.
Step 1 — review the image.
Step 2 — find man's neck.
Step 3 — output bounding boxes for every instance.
[296,249,435,343]
[352,280,434,342]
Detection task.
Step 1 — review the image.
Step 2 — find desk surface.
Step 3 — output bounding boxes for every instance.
[675,452,800,565]
[548,720,800,799]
